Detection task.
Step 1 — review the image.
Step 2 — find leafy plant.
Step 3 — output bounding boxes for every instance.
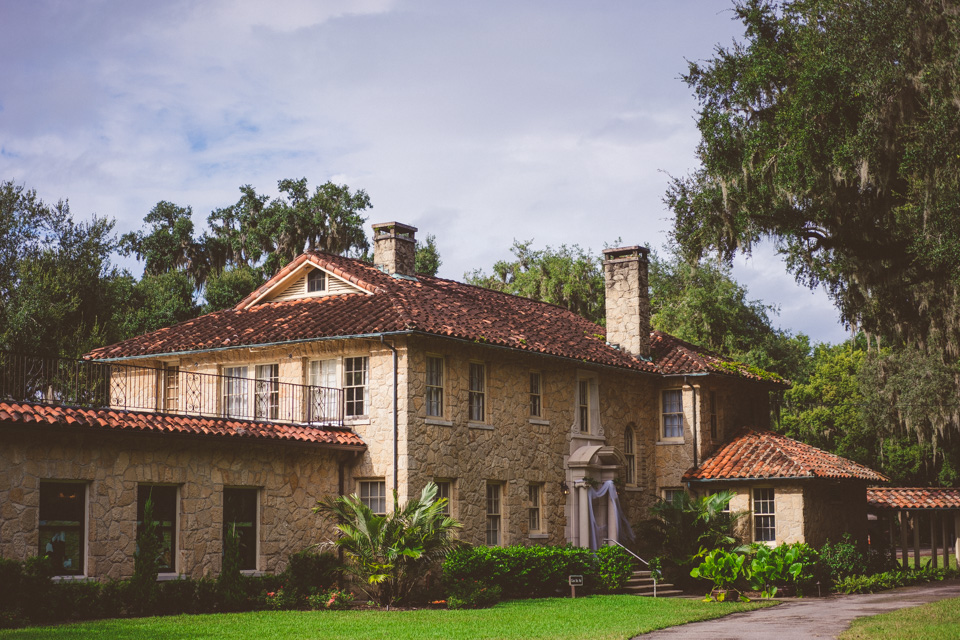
[129,496,161,615]
[314,482,462,606]
[447,579,502,609]
[218,524,246,610]
[747,543,816,597]
[690,548,747,600]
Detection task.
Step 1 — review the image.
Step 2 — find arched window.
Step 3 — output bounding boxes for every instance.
[624,424,636,486]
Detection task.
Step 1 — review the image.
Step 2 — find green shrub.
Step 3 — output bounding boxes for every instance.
[218,525,246,611]
[128,497,161,616]
[442,544,633,601]
[157,578,198,615]
[307,588,355,610]
[746,543,818,597]
[283,550,344,598]
[690,548,746,598]
[447,578,502,609]
[834,566,959,594]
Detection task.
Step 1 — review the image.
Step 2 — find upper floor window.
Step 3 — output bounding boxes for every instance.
[359,480,386,515]
[624,425,636,485]
[661,389,684,439]
[578,380,590,433]
[162,365,179,412]
[223,366,249,418]
[469,362,486,422]
[254,364,279,420]
[344,357,368,417]
[529,372,542,418]
[709,391,719,440]
[426,356,444,417]
[307,269,327,293]
[137,485,178,573]
[308,359,339,422]
[39,482,85,576]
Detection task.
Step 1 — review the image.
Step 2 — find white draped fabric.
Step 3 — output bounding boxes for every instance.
[587,480,635,550]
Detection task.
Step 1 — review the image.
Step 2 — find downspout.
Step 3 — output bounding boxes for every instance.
[381,335,399,493]
[685,376,698,469]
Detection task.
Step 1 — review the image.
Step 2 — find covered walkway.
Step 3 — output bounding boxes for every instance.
[867,487,960,569]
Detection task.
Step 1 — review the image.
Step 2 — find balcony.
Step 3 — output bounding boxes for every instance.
[0,352,344,427]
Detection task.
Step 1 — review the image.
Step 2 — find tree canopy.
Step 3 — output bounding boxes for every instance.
[667,0,960,353]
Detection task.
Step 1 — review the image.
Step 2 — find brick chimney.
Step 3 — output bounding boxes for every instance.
[372,222,418,277]
[602,246,651,358]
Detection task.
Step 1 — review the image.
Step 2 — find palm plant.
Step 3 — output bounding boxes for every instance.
[314,482,461,606]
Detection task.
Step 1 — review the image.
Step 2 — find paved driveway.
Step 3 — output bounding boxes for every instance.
[636,579,960,639]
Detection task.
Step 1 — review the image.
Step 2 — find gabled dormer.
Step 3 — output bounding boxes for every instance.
[237,258,374,310]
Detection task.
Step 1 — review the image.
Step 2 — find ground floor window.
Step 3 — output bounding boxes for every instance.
[359,480,386,515]
[39,482,85,575]
[486,482,502,546]
[528,483,543,534]
[137,485,178,573]
[662,488,685,506]
[753,488,776,542]
[223,488,258,571]
[434,479,452,516]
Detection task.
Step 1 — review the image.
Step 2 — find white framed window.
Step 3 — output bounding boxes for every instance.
[254,364,279,420]
[434,479,453,516]
[624,425,636,486]
[223,366,249,418]
[661,389,684,439]
[578,380,590,432]
[662,488,684,506]
[486,482,502,546]
[39,482,86,576]
[709,391,719,440]
[137,485,178,574]
[308,359,339,422]
[359,480,386,515]
[307,269,327,293]
[528,483,543,534]
[426,356,444,417]
[468,362,486,422]
[529,371,542,418]
[344,356,369,417]
[223,487,258,571]
[753,488,776,542]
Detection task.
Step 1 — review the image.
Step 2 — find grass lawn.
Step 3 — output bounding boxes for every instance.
[898,554,958,571]
[0,595,774,640]
[838,596,960,640]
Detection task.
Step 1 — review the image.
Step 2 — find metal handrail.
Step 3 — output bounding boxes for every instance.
[602,538,649,567]
[0,350,344,427]
[603,538,658,597]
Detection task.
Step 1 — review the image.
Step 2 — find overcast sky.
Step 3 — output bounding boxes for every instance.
[0,0,849,344]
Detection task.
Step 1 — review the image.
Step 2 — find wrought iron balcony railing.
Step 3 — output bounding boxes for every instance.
[0,351,344,427]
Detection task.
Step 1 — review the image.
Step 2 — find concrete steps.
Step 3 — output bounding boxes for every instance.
[622,570,685,598]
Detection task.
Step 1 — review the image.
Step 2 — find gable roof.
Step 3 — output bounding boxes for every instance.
[0,401,365,450]
[86,252,784,385]
[685,429,887,482]
[867,487,960,510]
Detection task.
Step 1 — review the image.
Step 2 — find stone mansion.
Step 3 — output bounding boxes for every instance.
[0,222,883,581]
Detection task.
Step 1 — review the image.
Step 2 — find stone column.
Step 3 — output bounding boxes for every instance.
[578,485,591,549]
[607,492,618,545]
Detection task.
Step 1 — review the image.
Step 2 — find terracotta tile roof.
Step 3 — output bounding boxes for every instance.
[685,428,887,482]
[651,332,788,384]
[86,252,784,385]
[0,402,365,450]
[867,487,960,510]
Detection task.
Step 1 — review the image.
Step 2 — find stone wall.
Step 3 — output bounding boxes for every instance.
[0,427,343,580]
[401,336,663,547]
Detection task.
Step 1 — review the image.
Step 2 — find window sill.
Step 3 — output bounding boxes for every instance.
[656,439,685,445]
[157,573,184,582]
[571,432,605,442]
[468,422,494,430]
[241,569,264,577]
[51,575,91,583]
[528,533,549,539]
[623,486,644,493]
[425,418,453,427]
[345,417,371,426]
[528,418,550,426]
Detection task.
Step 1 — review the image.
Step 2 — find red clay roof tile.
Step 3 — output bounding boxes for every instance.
[867,487,960,510]
[685,428,887,482]
[86,252,784,385]
[0,402,365,450]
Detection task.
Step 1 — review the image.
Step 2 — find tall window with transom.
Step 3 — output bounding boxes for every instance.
[469,363,485,422]
[485,483,501,545]
[426,356,444,417]
[344,357,368,417]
